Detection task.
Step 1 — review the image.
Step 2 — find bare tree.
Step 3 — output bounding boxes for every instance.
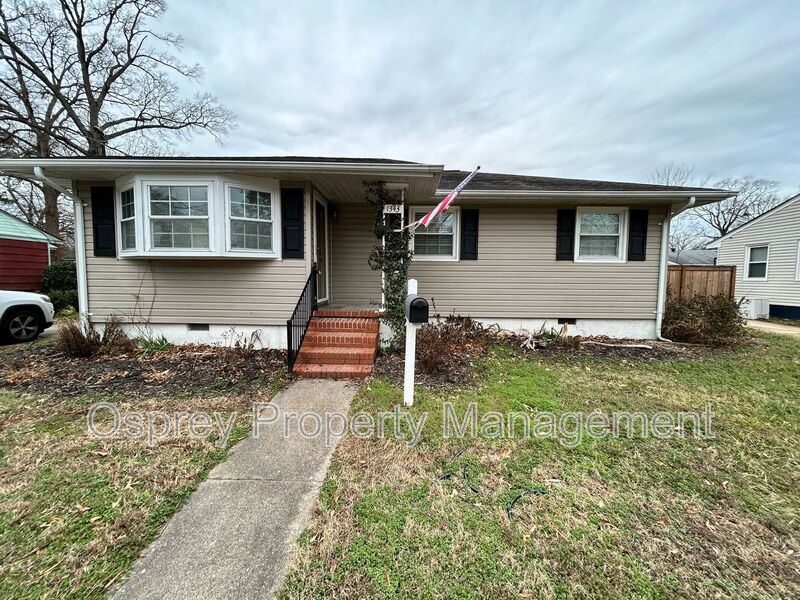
[0,0,236,237]
[694,176,781,238]
[651,163,782,244]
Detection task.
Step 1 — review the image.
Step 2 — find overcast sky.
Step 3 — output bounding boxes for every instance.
[161,0,800,195]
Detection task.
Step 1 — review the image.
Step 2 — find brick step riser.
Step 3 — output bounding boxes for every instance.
[308,323,379,333]
[297,353,375,366]
[313,309,380,319]
[293,364,373,379]
[303,334,378,348]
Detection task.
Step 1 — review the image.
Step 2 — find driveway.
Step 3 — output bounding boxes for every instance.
[747,319,800,339]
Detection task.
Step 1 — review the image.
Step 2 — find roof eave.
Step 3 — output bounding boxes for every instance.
[433,189,735,200]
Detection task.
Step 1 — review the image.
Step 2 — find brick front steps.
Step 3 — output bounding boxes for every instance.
[293,310,380,379]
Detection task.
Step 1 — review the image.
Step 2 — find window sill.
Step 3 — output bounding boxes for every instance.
[574,256,627,264]
[411,255,459,262]
[117,250,280,259]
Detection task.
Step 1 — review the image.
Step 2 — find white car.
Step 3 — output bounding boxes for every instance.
[0,290,55,343]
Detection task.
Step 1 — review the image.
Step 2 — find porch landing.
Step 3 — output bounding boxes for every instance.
[293,309,380,379]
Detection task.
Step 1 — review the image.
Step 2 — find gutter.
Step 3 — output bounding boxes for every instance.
[1,158,444,178]
[32,167,89,332]
[655,196,696,342]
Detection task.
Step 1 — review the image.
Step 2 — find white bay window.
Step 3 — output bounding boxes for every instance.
[115,175,281,258]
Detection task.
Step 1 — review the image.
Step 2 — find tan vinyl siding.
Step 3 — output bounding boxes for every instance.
[328,201,664,320]
[79,180,312,326]
[408,203,664,320]
[717,198,800,307]
[329,201,381,307]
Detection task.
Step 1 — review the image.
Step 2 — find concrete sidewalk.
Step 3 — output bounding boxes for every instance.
[113,379,356,600]
[747,319,800,339]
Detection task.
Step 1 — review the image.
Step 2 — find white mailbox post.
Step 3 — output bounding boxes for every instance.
[403,279,430,407]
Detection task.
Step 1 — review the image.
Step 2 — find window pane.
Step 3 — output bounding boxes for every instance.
[149,186,168,202]
[189,186,208,203]
[170,186,189,202]
[415,234,453,256]
[121,220,136,250]
[150,201,169,216]
[245,202,259,219]
[748,262,767,278]
[414,211,454,234]
[579,235,619,257]
[750,247,768,262]
[121,189,135,219]
[172,201,190,216]
[231,202,244,218]
[150,219,209,249]
[580,212,620,235]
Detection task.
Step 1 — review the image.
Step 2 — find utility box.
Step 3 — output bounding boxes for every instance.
[404,294,429,324]
[742,298,770,320]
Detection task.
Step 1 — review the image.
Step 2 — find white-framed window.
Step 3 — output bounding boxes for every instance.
[227,184,275,252]
[410,206,459,260]
[575,207,627,262]
[147,184,210,250]
[119,188,136,251]
[745,245,769,280]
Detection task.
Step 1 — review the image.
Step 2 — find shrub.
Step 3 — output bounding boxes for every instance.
[48,289,79,313]
[139,335,172,354]
[55,321,101,357]
[662,294,746,347]
[416,315,490,376]
[101,316,137,354]
[42,260,77,293]
[55,316,135,357]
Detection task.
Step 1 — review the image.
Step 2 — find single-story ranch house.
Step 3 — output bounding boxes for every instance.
[0,156,733,376]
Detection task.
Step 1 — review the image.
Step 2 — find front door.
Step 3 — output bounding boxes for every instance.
[314,198,329,302]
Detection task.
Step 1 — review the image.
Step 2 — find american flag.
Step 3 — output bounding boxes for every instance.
[406,166,480,230]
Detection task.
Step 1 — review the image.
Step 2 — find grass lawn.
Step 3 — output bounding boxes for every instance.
[0,341,286,599]
[280,333,800,599]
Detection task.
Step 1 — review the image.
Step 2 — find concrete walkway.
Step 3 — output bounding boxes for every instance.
[113,379,356,600]
[747,319,800,339]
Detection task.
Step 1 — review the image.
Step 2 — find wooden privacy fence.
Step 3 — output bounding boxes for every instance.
[667,265,736,301]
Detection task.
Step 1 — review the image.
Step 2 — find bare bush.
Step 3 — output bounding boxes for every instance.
[662,295,746,347]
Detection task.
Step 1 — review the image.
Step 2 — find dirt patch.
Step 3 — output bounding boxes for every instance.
[0,342,287,398]
[535,336,717,361]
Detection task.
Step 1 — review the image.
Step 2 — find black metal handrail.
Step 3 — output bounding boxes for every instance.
[287,263,318,375]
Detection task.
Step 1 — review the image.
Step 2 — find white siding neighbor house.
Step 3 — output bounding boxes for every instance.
[707,194,800,320]
[0,156,734,377]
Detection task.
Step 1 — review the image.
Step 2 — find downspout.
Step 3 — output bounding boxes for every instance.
[33,167,89,332]
[656,196,696,341]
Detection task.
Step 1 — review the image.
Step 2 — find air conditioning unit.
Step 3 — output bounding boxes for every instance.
[742,298,770,320]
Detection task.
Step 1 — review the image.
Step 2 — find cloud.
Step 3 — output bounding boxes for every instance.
[160,0,800,194]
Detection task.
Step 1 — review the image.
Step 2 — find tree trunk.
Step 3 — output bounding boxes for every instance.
[42,185,60,237]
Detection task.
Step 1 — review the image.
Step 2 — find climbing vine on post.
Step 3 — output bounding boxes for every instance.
[366,181,413,348]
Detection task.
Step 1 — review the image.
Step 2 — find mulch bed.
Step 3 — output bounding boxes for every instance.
[372,333,720,388]
[0,342,287,398]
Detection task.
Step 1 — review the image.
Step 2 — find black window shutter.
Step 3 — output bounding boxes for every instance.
[91,186,116,257]
[556,209,576,260]
[460,209,479,260]
[627,209,649,261]
[281,188,305,259]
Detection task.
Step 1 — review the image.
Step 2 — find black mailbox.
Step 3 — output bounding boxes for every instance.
[404,294,429,324]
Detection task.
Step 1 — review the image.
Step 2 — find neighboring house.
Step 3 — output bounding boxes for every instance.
[0,208,61,292]
[668,248,717,265]
[0,156,732,374]
[706,194,800,320]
